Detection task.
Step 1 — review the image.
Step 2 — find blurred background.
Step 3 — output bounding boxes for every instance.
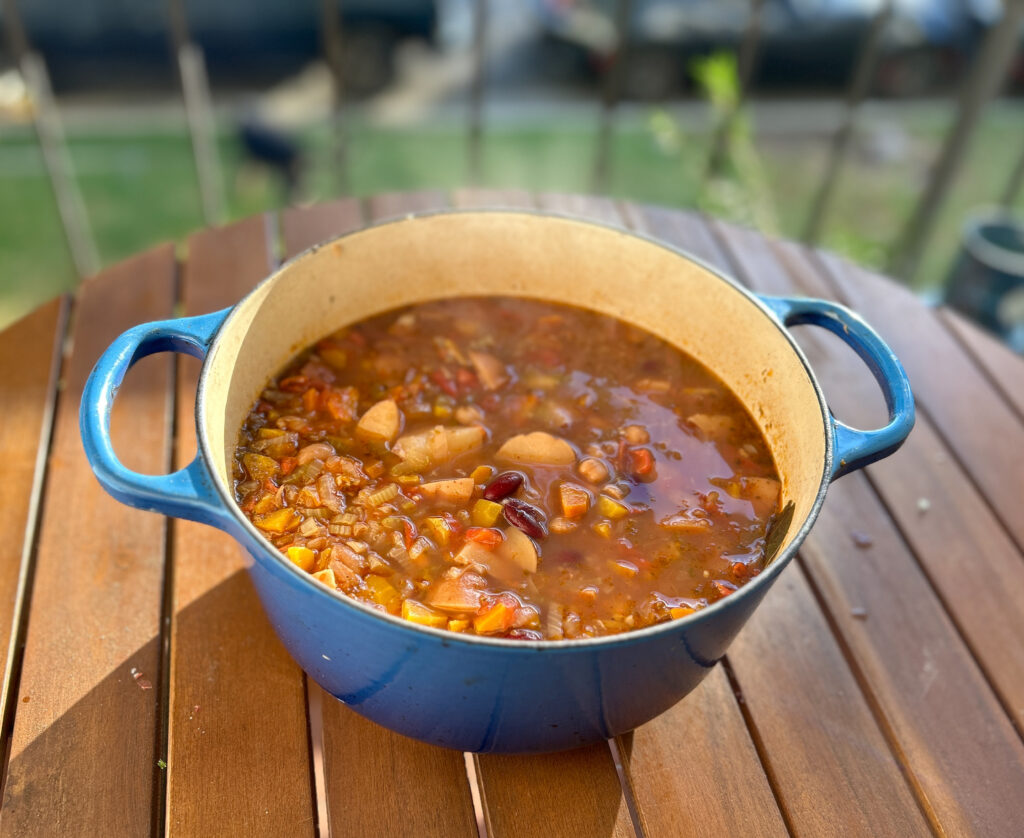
[1,0,1023,347]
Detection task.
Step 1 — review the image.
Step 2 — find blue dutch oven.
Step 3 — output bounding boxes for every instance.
[80,211,913,753]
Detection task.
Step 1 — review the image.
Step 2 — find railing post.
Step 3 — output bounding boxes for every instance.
[167,0,226,225]
[704,0,764,180]
[467,0,489,186]
[2,0,99,277]
[321,0,349,196]
[1002,143,1024,209]
[888,2,1024,280]
[592,0,632,193]
[802,1,892,244]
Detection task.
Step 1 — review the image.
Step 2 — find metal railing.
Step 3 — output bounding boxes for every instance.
[2,0,1022,292]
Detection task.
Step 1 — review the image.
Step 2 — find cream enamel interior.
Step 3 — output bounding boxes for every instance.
[201,212,827,558]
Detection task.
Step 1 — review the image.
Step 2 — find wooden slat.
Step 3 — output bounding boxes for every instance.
[816,250,1024,551]
[451,187,534,209]
[280,198,479,838]
[537,192,622,225]
[621,670,789,838]
[166,216,315,836]
[766,235,1024,735]
[476,745,635,838]
[626,204,929,836]
[1,246,176,836]
[710,221,1024,836]
[939,308,1024,419]
[0,299,65,739]
[726,568,931,837]
[367,190,449,221]
[280,198,363,254]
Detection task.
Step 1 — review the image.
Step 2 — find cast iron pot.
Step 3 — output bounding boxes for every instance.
[80,211,913,753]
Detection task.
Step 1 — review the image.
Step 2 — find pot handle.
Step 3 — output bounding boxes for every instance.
[79,308,235,530]
[757,295,914,480]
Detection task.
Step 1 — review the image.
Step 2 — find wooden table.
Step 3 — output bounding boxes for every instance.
[1,191,1023,838]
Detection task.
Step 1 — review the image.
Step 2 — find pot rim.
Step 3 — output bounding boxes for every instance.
[196,207,834,652]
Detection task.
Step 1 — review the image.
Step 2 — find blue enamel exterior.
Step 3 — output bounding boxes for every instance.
[756,295,915,478]
[79,244,914,753]
[79,308,235,530]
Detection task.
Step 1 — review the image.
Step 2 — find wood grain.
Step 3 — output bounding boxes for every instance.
[476,745,636,838]
[627,204,928,837]
[280,198,363,254]
[0,299,65,741]
[281,197,479,838]
[816,250,1024,551]
[711,222,1024,836]
[766,235,1024,735]
[1,247,175,836]
[621,669,789,838]
[538,192,622,224]
[939,308,1024,419]
[166,216,315,836]
[452,187,534,208]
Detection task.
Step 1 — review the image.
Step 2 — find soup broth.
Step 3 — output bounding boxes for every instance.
[233,297,782,640]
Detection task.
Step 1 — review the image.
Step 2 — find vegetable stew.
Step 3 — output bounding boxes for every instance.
[233,297,782,640]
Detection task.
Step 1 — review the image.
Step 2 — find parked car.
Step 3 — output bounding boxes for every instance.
[537,0,1002,98]
[0,0,438,95]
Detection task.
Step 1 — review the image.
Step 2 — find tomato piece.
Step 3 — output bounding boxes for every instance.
[464,527,504,549]
[628,447,656,480]
[279,456,298,476]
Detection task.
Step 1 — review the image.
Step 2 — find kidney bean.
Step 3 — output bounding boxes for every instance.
[503,498,548,539]
[483,470,525,501]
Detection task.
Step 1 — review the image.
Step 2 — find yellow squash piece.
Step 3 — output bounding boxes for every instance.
[402,600,447,628]
[254,508,301,533]
[597,495,629,520]
[472,499,504,527]
[243,452,279,481]
[285,545,316,572]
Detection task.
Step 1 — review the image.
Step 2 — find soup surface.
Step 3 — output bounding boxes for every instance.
[233,297,782,640]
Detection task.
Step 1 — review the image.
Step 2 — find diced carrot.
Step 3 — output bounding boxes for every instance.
[301,387,319,413]
[279,456,298,476]
[559,483,591,518]
[670,606,695,619]
[464,527,504,549]
[473,601,517,635]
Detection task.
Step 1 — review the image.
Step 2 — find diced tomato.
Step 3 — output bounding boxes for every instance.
[430,368,458,397]
[455,368,479,392]
[712,580,737,598]
[464,527,503,549]
[629,447,655,479]
[301,387,319,413]
[279,375,311,393]
[320,386,358,422]
[279,456,298,476]
[403,519,418,550]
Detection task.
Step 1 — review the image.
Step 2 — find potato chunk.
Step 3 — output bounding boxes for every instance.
[394,425,486,469]
[418,477,475,505]
[496,432,576,466]
[498,526,538,573]
[355,399,402,443]
[469,351,509,390]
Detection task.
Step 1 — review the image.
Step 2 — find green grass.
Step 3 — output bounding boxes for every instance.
[2,102,1023,329]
